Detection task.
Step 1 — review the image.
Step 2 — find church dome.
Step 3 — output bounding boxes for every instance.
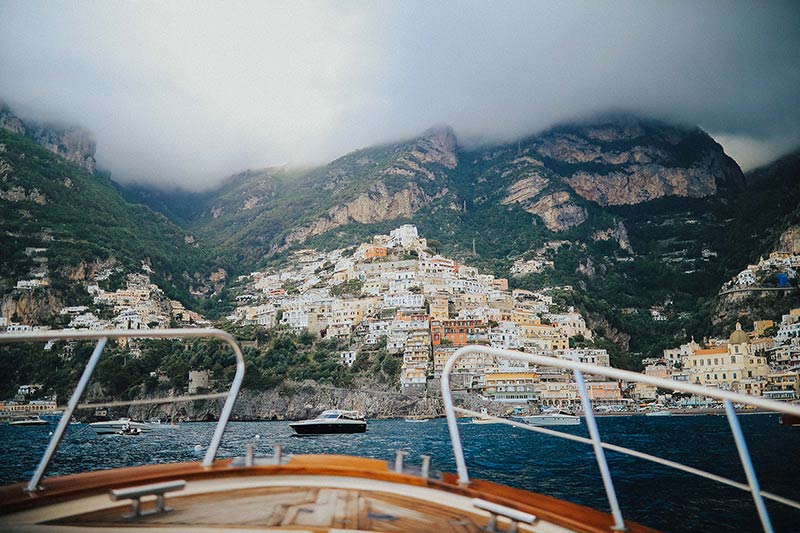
[729,322,750,345]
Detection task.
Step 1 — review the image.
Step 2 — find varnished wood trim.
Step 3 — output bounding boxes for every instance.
[0,454,658,532]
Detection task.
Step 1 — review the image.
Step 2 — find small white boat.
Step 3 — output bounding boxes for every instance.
[289,410,367,435]
[9,417,49,426]
[471,408,504,424]
[472,417,503,425]
[521,409,580,426]
[89,418,149,435]
[145,418,179,430]
[404,416,431,423]
[645,410,673,417]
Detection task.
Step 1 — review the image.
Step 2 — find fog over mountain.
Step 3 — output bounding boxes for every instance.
[1,1,798,190]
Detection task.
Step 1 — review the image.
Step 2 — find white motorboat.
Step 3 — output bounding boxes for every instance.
[289,409,366,434]
[8,417,49,426]
[645,410,673,417]
[520,409,580,426]
[89,418,149,435]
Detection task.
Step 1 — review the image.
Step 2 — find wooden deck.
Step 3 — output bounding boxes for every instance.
[0,455,659,532]
[48,485,493,531]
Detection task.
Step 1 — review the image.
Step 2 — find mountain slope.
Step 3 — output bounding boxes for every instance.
[0,125,209,316]
[166,116,742,268]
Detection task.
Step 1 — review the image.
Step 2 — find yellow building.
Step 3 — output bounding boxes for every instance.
[766,370,799,399]
[535,380,578,407]
[433,346,494,377]
[585,381,623,406]
[518,322,569,351]
[400,330,431,393]
[687,323,768,394]
[428,295,450,321]
[485,372,539,402]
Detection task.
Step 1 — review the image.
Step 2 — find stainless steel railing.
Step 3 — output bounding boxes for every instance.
[441,345,800,533]
[0,329,245,492]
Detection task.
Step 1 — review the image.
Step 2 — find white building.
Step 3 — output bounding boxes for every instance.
[388,224,422,249]
[737,269,757,286]
[776,322,800,343]
[489,321,521,350]
[338,351,357,367]
[555,348,610,367]
[383,293,424,309]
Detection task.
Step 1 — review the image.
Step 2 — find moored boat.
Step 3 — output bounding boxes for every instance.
[145,418,179,430]
[645,410,673,417]
[471,416,503,424]
[89,418,149,435]
[8,417,48,426]
[471,408,503,424]
[289,409,367,435]
[520,409,581,426]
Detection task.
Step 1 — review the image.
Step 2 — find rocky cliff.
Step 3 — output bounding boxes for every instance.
[1,290,64,325]
[129,380,449,421]
[526,191,587,232]
[0,106,96,173]
[592,220,633,253]
[285,182,441,246]
[538,117,744,207]
[777,226,800,255]
[473,115,744,233]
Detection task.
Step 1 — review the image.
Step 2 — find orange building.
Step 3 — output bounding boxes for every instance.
[364,246,387,260]
[430,319,486,346]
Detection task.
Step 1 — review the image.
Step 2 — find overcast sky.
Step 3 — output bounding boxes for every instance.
[1,1,798,190]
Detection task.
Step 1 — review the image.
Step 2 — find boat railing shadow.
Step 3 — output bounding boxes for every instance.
[441,345,800,533]
[0,328,244,493]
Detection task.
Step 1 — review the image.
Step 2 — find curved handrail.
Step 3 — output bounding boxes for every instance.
[441,345,800,533]
[0,328,245,491]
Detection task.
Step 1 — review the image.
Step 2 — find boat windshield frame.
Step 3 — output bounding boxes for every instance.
[0,328,245,493]
[441,345,800,533]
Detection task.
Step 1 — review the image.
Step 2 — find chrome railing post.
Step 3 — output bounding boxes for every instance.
[442,348,470,485]
[575,369,626,531]
[26,336,108,492]
[724,400,773,533]
[203,332,245,467]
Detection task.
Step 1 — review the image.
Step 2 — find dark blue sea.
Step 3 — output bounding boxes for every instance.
[2,413,798,532]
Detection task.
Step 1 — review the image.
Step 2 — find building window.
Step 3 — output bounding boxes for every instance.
[733,373,737,379]
[731,356,736,363]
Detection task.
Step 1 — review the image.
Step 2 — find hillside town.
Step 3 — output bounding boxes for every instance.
[224,224,800,408]
[4,268,208,335]
[2,224,800,414]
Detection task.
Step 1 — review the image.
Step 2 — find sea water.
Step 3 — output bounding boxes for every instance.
[1,413,798,532]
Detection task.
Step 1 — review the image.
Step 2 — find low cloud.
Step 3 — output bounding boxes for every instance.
[1,1,798,190]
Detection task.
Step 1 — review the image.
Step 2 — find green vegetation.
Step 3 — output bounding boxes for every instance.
[330,279,363,297]
[0,130,211,308]
[0,325,397,404]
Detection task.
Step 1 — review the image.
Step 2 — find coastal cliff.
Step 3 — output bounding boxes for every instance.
[129,380,452,421]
